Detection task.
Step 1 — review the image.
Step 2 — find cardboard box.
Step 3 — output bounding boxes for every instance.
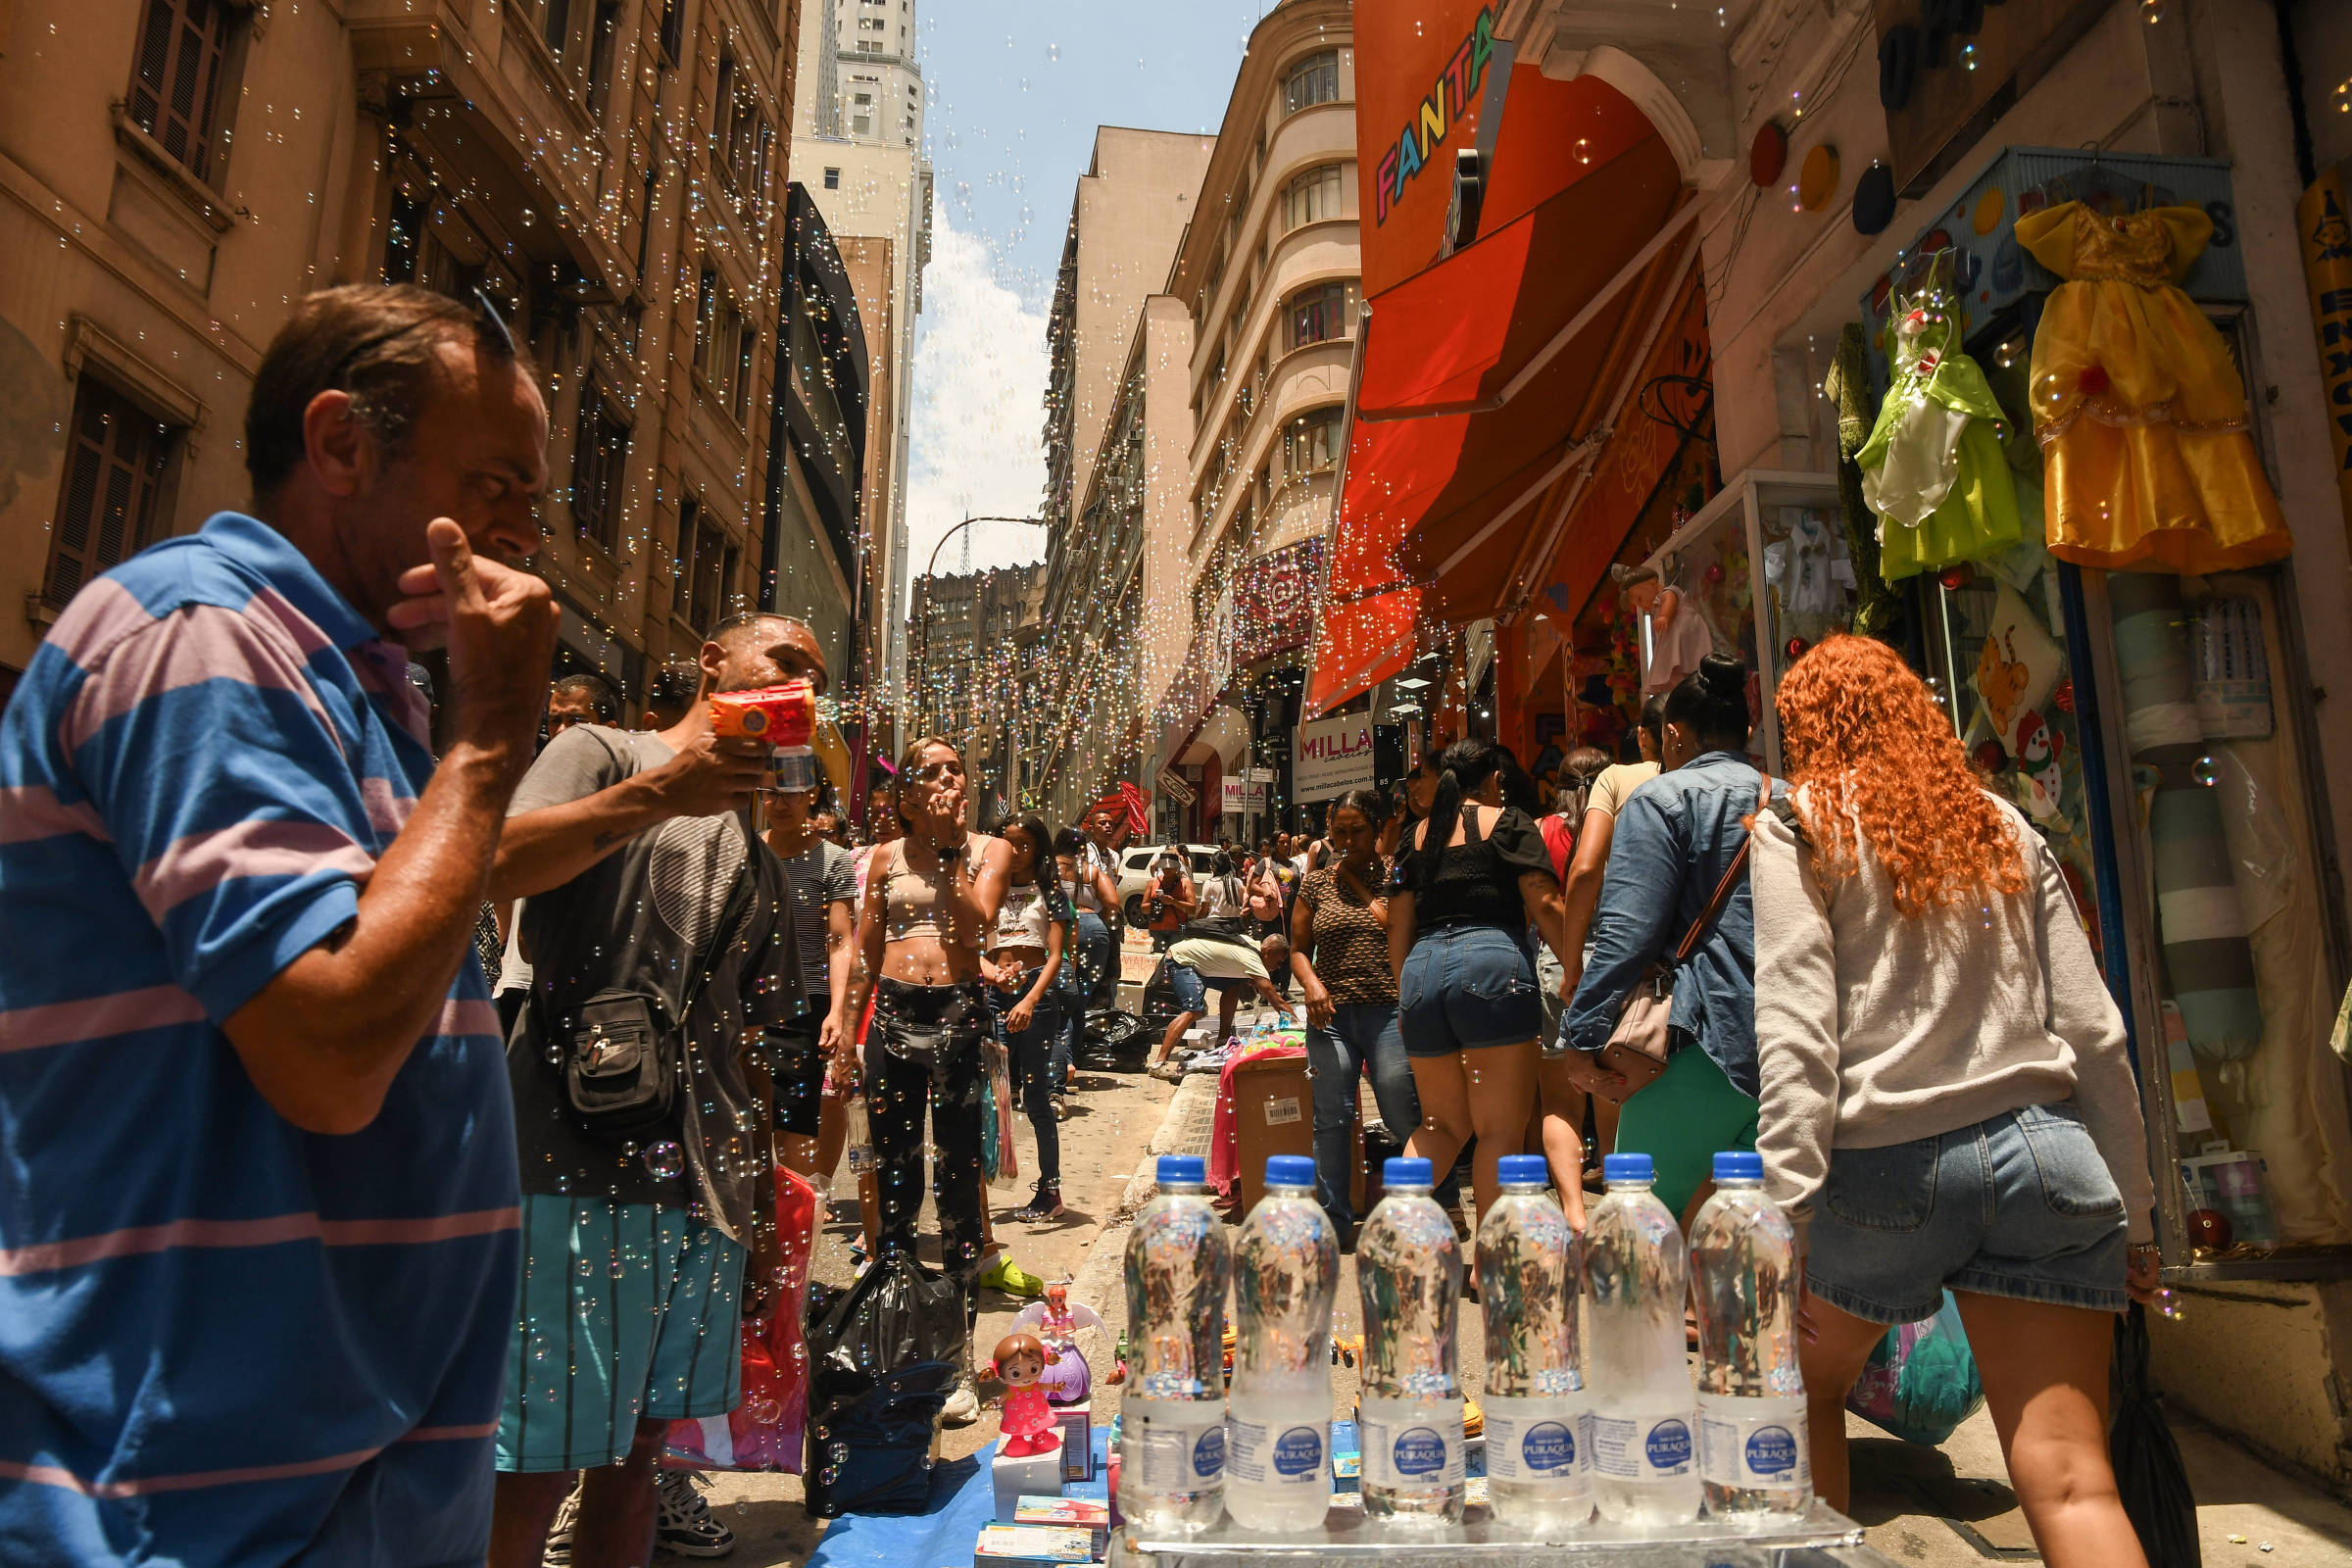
[973,1524,1096,1565]
[990,1437,1065,1522]
[1014,1496,1108,1554]
[1230,1054,1361,1215]
[1052,1400,1092,1481]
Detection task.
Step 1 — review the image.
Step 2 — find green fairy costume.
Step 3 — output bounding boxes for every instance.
[1857,261,2022,578]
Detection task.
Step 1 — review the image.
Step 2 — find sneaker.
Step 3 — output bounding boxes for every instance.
[1012,1185,1064,1224]
[1052,1094,1069,1121]
[655,1469,736,1558]
[942,1383,982,1427]
[1149,1059,1185,1083]
[978,1250,1046,1298]
[541,1483,580,1566]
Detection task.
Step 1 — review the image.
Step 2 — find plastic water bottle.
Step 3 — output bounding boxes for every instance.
[1586,1152,1699,1527]
[1120,1154,1231,1535]
[1355,1156,1464,1524]
[1226,1155,1339,1532]
[1476,1154,1592,1536]
[1691,1151,1810,1515]
[843,1093,873,1176]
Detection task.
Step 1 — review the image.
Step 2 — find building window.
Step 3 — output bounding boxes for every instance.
[852,114,872,134]
[696,264,752,422]
[571,383,630,553]
[1284,164,1345,231]
[674,498,738,636]
[823,166,841,189]
[126,0,235,182]
[658,0,683,63]
[1284,50,1340,116]
[1282,405,1345,480]
[1289,280,1358,350]
[44,378,173,611]
[712,60,766,217]
[584,0,620,114]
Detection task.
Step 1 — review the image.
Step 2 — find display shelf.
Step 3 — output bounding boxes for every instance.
[1111,1497,1892,1566]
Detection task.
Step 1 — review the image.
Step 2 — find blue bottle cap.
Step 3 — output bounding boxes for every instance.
[1602,1152,1655,1184]
[1157,1154,1205,1186]
[1496,1154,1549,1186]
[1712,1151,1765,1182]
[1383,1157,1435,1186]
[1264,1154,1316,1188]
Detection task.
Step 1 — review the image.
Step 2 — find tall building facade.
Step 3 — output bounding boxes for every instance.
[0,0,851,708]
[1024,127,1214,825]
[909,560,1043,804]
[789,0,932,732]
[1148,1,1358,840]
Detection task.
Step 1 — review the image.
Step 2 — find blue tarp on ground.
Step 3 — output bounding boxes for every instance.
[807,1429,1112,1568]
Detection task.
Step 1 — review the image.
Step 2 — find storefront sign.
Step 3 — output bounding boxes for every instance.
[1872,0,2108,195]
[1371,6,1494,228]
[1156,767,1197,808]
[1295,713,1376,800]
[1221,778,1267,814]
[2299,164,2352,556]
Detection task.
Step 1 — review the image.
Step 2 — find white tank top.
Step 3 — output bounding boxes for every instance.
[991,881,1054,953]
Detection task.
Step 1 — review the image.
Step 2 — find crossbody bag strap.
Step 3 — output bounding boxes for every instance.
[1669,770,1772,966]
[680,845,759,1023]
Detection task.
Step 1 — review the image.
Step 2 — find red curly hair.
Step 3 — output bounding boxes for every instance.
[1775,635,2025,916]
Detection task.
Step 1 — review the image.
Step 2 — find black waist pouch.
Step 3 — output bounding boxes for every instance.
[563,990,678,1140]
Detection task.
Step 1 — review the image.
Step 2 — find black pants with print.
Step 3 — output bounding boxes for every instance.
[868,978,990,1324]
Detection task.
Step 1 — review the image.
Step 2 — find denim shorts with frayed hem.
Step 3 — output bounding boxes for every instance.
[1397,923,1543,1056]
[1804,1100,2130,1326]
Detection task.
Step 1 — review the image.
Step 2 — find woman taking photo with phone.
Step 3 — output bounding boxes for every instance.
[1289,786,1419,1244]
[988,814,1072,1224]
[1389,736,1573,1228]
[847,737,1012,1424]
[1752,635,2155,1566]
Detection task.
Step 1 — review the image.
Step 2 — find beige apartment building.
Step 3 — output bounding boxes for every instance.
[1024,126,1213,826]
[0,0,846,708]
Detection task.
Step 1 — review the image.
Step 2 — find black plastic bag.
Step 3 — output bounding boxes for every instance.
[2111,1301,2200,1568]
[1077,1008,1152,1073]
[804,1365,947,1517]
[807,1249,965,1408]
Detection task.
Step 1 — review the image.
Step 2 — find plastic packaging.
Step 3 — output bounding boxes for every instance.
[802,1250,964,1516]
[1477,1154,1592,1536]
[1226,1154,1339,1532]
[1122,1154,1231,1536]
[1690,1151,1810,1515]
[1356,1156,1466,1525]
[1585,1152,1700,1527]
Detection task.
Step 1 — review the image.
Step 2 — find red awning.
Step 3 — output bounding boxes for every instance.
[1308,75,1689,716]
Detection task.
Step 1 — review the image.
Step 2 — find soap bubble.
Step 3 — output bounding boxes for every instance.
[644,1141,686,1179]
[2190,755,2219,788]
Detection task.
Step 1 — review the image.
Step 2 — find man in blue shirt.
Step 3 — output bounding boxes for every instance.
[0,285,557,1566]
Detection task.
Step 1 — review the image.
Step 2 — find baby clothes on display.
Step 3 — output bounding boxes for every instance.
[2015,201,2290,573]
[1763,512,1857,617]
[1642,585,1717,697]
[1857,266,2024,578]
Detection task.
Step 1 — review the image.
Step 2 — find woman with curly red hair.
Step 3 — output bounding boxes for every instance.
[1753,635,2156,1566]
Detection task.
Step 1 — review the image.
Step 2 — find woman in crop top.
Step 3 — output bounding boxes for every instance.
[1390,735,1573,1228]
[987,814,1073,1222]
[847,736,1011,1337]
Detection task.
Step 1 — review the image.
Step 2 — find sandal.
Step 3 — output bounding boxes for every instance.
[979,1250,1046,1298]
[1013,1185,1064,1223]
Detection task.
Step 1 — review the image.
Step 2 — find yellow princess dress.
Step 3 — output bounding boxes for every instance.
[2015,201,2290,573]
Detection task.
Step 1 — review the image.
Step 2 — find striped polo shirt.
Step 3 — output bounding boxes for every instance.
[0,513,519,1566]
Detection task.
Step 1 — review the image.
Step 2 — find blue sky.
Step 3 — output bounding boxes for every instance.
[899,1,1275,588]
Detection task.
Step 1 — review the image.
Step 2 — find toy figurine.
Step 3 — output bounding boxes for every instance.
[986,1333,1063,1457]
[1011,1282,1121,1406]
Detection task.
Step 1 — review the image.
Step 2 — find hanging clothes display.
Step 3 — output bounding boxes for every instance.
[1641,580,1717,697]
[1856,263,2024,579]
[1763,511,1856,617]
[2015,200,2291,573]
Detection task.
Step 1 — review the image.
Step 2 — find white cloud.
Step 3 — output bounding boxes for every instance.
[902,214,1050,609]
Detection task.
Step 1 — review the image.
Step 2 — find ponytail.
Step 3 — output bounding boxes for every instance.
[1407,736,1501,880]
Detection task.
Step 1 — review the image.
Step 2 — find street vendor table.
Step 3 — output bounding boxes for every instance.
[1111,1497,1896,1566]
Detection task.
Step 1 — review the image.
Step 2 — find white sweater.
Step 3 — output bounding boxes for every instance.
[1750,789,2155,1249]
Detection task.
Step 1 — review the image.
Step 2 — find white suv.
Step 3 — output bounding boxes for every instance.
[1114,843,1222,924]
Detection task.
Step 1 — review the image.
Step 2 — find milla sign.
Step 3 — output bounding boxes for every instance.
[1295,714,1376,800]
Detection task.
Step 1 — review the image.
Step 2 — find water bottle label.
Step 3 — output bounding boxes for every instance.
[1361,1408,1464,1488]
[1700,1406,1810,1490]
[1226,1417,1326,1487]
[1125,1403,1227,1491]
[1483,1405,1590,1490]
[1590,1411,1694,1481]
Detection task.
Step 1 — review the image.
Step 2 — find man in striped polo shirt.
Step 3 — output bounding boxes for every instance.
[0,286,557,1565]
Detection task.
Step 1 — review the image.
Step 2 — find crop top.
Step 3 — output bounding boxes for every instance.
[881,833,994,949]
[1393,805,1554,933]
[990,881,1063,954]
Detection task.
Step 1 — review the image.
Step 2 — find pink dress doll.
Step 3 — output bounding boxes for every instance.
[987,1333,1062,1458]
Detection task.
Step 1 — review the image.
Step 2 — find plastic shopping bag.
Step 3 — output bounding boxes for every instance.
[981,1039,1018,1184]
[663,1166,817,1472]
[1843,1290,1985,1446]
[803,1250,964,1517]
[2111,1301,2202,1567]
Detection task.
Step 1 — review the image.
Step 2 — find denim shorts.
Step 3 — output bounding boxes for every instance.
[1806,1100,2129,1325]
[1166,963,1251,1015]
[1397,923,1543,1056]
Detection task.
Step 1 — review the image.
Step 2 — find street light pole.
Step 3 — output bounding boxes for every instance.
[910,513,1047,742]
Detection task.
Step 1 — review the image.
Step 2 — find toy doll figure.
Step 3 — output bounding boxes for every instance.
[987,1333,1064,1457]
[1012,1282,1120,1406]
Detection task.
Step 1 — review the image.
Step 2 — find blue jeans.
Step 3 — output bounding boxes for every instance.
[990,984,1066,1187]
[1059,911,1113,1094]
[1305,1003,1418,1235]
